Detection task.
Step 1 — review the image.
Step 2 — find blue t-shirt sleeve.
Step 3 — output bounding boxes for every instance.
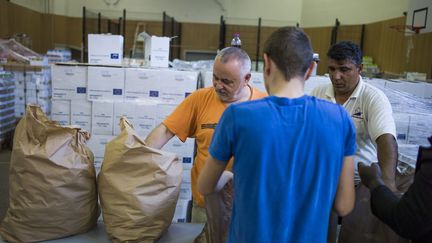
[341,106,356,156]
[208,106,234,164]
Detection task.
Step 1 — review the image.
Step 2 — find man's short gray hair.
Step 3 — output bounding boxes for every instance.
[215,47,252,75]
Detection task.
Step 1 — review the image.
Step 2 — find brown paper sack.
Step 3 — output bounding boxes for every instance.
[98,117,182,243]
[194,179,234,243]
[0,105,99,242]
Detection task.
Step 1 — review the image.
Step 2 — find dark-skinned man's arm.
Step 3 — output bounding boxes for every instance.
[376,133,398,192]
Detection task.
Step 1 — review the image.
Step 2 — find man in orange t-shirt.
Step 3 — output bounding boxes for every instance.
[145,47,267,223]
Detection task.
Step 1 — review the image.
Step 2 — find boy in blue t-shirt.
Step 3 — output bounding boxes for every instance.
[198,27,357,243]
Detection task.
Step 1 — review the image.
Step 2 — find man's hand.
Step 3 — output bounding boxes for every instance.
[358,162,385,190]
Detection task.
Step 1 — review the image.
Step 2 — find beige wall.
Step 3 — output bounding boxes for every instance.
[301,0,409,27]
[10,0,47,13]
[9,0,408,27]
[50,0,301,26]
[3,1,432,79]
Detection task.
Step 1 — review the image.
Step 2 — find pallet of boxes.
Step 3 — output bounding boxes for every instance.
[364,77,432,191]
[0,34,199,242]
[0,71,14,151]
[0,39,51,150]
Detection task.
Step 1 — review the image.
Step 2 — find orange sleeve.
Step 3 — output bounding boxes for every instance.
[162,91,200,142]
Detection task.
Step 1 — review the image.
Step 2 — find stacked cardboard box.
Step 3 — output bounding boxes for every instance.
[385,79,432,99]
[46,49,72,64]
[2,64,51,118]
[51,64,199,222]
[365,78,432,148]
[0,71,15,144]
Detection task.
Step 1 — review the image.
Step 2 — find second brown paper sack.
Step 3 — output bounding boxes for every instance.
[98,117,183,242]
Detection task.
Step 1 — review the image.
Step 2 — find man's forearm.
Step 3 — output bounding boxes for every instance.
[198,156,227,196]
[376,134,398,190]
[144,123,174,149]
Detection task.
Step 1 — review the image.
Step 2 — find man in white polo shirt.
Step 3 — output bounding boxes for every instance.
[311,41,400,243]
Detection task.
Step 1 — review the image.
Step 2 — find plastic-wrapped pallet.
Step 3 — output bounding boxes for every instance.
[397,144,418,174]
[26,68,51,116]
[2,64,52,118]
[366,79,432,147]
[0,71,15,144]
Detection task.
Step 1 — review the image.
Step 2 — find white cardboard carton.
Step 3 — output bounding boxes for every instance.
[52,65,87,100]
[201,71,213,88]
[134,103,157,137]
[393,113,410,144]
[158,70,198,104]
[14,87,24,104]
[24,90,50,105]
[51,100,70,125]
[12,71,25,90]
[386,80,432,99]
[156,103,177,125]
[250,72,266,93]
[87,134,115,168]
[179,182,192,200]
[92,101,114,135]
[365,78,387,89]
[71,100,92,132]
[407,113,432,146]
[144,36,170,68]
[124,68,161,101]
[25,89,38,104]
[182,169,191,184]
[125,69,198,104]
[25,72,51,91]
[113,102,137,135]
[165,137,194,170]
[88,34,123,65]
[88,66,125,101]
[37,98,51,115]
[15,102,25,117]
[172,199,190,223]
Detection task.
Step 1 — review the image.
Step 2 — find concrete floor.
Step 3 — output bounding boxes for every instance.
[0,148,11,222]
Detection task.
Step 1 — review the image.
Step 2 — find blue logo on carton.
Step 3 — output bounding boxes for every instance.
[183,157,192,163]
[397,133,406,140]
[149,90,159,97]
[111,53,119,59]
[77,87,86,94]
[113,89,122,95]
